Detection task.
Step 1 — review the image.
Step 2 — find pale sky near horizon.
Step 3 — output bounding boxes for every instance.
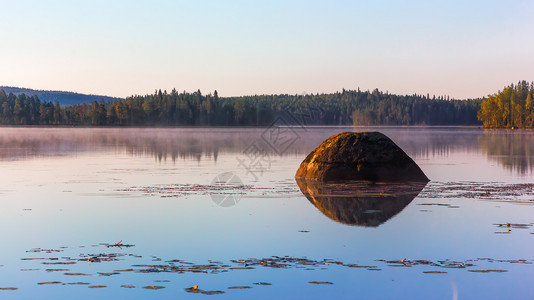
[1,0,533,99]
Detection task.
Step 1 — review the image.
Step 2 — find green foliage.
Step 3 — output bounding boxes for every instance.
[0,88,483,126]
[478,81,534,128]
[0,90,55,125]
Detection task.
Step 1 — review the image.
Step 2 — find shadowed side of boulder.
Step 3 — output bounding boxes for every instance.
[295,132,429,182]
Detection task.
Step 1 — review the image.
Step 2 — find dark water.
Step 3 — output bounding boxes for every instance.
[0,127,533,299]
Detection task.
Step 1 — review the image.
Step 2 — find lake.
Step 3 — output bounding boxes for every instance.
[0,126,533,299]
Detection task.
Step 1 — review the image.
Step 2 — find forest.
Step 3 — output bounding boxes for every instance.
[477,81,534,128]
[0,88,482,126]
[0,86,117,106]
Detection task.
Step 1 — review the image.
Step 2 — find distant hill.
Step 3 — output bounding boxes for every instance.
[0,86,120,106]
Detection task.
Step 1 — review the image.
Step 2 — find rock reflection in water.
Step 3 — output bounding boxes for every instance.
[295,179,426,227]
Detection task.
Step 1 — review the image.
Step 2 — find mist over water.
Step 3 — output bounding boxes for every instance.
[0,127,532,172]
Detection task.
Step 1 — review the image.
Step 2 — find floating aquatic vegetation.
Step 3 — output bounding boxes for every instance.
[114,269,134,272]
[344,264,378,268]
[45,269,69,272]
[201,290,226,295]
[104,240,135,248]
[0,287,18,290]
[494,223,532,229]
[419,182,534,203]
[493,223,532,234]
[116,181,299,200]
[378,259,476,269]
[117,183,253,199]
[185,286,225,295]
[417,203,459,208]
[37,281,61,285]
[309,281,333,285]
[476,258,531,264]
[468,269,508,273]
[423,271,447,274]
[98,272,120,276]
[142,286,165,290]
[64,273,91,276]
[88,285,107,288]
[16,243,532,292]
[27,248,63,254]
[83,253,129,263]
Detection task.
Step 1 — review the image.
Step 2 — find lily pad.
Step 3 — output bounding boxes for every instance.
[98,272,120,276]
[143,286,165,290]
[37,281,62,285]
[202,290,225,295]
[468,269,508,273]
[423,271,447,274]
[309,281,334,285]
[64,273,91,276]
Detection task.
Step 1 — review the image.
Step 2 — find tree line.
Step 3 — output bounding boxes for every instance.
[0,90,61,125]
[0,88,483,126]
[477,81,534,128]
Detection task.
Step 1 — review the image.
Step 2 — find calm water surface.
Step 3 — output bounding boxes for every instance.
[0,127,534,299]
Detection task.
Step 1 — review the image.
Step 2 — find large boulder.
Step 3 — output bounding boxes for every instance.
[295,132,429,182]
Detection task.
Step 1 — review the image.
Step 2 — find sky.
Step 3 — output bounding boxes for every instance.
[0,0,533,99]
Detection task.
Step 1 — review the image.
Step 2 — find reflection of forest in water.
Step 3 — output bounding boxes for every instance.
[0,128,324,162]
[1,128,532,173]
[0,128,231,162]
[391,128,481,159]
[0,127,468,161]
[479,131,534,175]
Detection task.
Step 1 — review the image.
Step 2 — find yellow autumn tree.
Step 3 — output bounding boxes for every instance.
[478,81,534,128]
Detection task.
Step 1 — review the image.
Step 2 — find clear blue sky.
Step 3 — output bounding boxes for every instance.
[1,0,533,99]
